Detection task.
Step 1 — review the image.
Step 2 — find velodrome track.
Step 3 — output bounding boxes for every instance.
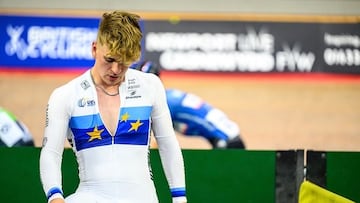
[1,69,360,151]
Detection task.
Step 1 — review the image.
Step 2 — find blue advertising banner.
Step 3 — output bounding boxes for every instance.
[0,15,99,69]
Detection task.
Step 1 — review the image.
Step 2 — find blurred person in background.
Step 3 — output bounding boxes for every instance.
[133,61,246,149]
[0,106,34,147]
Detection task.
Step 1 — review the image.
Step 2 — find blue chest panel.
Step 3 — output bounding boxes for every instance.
[69,106,152,151]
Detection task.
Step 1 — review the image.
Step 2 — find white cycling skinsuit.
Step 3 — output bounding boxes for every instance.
[39,69,187,203]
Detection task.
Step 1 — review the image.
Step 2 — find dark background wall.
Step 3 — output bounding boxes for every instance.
[1,0,360,15]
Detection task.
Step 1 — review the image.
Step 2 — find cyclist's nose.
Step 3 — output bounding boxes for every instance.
[111,62,125,74]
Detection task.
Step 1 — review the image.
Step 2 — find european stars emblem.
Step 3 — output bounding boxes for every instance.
[87,126,104,141]
[128,119,143,132]
[121,112,130,122]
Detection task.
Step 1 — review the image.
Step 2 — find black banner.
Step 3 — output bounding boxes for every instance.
[142,20,360,73]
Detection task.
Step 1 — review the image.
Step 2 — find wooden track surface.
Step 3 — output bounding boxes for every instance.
[1,70,360,151]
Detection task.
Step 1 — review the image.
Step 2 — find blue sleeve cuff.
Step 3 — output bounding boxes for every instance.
[46,187,63,200]
[171,187,186,197]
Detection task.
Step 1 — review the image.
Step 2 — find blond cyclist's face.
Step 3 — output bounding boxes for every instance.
[92,42,128,86]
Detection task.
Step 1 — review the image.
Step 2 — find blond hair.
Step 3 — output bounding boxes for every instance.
[97,11,142,65]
